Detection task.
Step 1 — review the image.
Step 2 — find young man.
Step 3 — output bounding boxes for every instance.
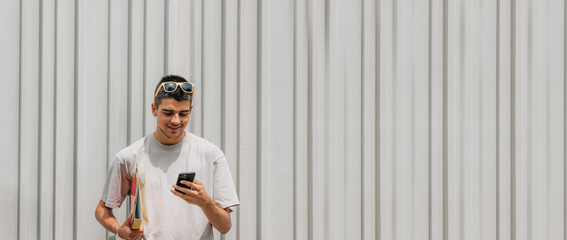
[95,75,239,240]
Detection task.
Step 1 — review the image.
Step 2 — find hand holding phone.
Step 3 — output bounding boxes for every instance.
[176,172,196,194]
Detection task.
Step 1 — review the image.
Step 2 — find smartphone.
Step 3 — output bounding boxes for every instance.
[176,172,196,194]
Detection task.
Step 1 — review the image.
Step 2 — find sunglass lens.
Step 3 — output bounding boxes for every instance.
[181,83,193,93]
[163,82,177,92]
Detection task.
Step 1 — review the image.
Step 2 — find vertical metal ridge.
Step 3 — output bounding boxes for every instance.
[142,0,147,136]
[410,0,418,233]
[442,0,449,239]
[52,0,59,238]
[344,81,349,240]
[293,7,300,238]
[360,0,365,238]
[256,0,263,238]
[459,3,465,240]
[72,0,79,237]
[564,0,566,237]
[220,0,226,234]
[375,0,381,238]
[496,0,501,239]
[306,0,313,238]
[221,0,226,153]
[410,2,417,233]
[545,21,551,240]
[219,0,226,235]
[392,0,398,238]
[510,0,516,238]
[189,0,195,133]
[164,0,169,74]
[343,49,349,240]
[106,0,112,185]
[127,0,132,145]
[200,0,205,137]
[323,0,330,238]
[527,1,533,238]
[477,0,484,234]
[428,0,433,239]
[17,0,23,237]
[235,0,241,238]
[38,0,44,238]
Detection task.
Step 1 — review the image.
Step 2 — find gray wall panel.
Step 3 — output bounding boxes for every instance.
[294,1,310,239]
[144,0,165,135]
[19,0,40,238]
[39,0,56,239]
[222,0,239,239]
[2,0,566,239]
[378,0,394,239]
[128,0,145,144]
[361,0,377,239]
[191,0,203,136]
[497,0,513,239]
[107,0,130,232]
[307,0,328,239]
[259,0,296,238]
[0,0,21,238]
[76,0,109,239]
[548,1,565,239]
[236,0,259,239]
[53,0,76,239]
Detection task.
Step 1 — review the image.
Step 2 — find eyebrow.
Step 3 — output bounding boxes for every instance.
[161,109,190,113]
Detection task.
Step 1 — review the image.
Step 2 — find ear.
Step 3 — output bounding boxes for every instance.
[151,103,158,116]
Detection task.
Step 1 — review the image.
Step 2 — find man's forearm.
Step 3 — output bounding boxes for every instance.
[95,200,121,234]
[201,202,231,234]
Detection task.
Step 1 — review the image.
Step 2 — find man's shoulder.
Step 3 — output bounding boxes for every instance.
[115,136,148,161]
[188,133,224,160]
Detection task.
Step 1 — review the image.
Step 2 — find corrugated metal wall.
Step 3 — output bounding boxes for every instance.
[0,0,565,239]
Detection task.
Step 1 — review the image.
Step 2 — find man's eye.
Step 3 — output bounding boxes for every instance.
[164,112,173,116]
[180,113,188,117]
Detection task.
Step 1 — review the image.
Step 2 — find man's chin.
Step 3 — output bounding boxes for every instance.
[159,126,185,139]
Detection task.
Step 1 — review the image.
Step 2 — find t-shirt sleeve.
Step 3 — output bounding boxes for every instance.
[100,156,131,209]
[212,156,240,210]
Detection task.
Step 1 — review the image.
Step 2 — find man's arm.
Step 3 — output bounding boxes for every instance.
[171,180,232,234]
[94,200,144,239]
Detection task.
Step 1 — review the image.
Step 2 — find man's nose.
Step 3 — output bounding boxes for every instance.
[171,114,181,124]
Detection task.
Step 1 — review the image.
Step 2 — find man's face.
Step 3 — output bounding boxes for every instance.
[151,98,193,144]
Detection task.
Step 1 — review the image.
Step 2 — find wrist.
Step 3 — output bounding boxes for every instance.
[112,223,121,235]
[201,199,216,210]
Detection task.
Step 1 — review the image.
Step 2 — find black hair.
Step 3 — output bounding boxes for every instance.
[153,75,193,107]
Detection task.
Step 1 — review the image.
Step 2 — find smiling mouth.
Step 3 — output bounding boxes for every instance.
[168,125,182,130]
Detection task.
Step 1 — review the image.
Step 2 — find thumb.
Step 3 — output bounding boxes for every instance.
[123,213,133,225]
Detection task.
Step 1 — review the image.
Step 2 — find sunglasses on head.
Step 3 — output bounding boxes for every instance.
[154,82,195,97]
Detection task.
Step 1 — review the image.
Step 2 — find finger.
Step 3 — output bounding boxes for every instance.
[171,187,188,197]
[123,213,133,225]
[132,224,144,234]
[134,233,144,240]
[181,180,197,187]
[172,184,192,194]
[182,181,200,191]
[170,188,200,204]
[135,228,144,237]
[171,188,197,200]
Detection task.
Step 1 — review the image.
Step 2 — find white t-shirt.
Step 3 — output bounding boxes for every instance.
[100,132,240,240]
